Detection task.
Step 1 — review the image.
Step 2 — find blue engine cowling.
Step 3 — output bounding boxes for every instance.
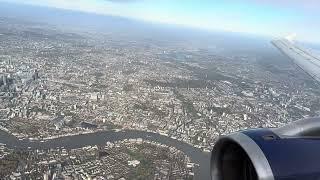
[211,117,320,180]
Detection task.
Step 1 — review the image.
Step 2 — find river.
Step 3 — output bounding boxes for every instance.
[0,130,211,180]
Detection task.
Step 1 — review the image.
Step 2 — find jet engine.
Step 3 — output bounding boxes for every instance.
[211,117,320,180]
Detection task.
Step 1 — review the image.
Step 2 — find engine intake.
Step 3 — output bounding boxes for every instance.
[213,140,257,180]
[211,117,320,180]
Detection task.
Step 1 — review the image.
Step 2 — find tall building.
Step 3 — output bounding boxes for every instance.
[2,75,7,86]
[33,69,39,80]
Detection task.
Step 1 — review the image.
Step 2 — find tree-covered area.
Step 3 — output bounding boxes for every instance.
[0,151,28,177]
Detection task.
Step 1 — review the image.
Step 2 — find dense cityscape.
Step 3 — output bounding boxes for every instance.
[0,10,320,180]
[0,139,193,180]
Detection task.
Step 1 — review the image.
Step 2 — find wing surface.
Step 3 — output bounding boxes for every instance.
[272,39,320,82]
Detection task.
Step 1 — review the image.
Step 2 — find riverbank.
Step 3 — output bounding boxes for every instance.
[0,129,211,180]
[2,126,212,153]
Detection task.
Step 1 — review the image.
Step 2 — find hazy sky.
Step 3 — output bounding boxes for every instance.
[2,0,320,43]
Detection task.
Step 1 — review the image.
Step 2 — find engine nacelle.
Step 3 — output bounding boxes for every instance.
[211,117,320,180]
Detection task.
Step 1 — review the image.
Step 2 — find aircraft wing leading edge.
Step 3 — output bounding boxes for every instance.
[272,39,320,82]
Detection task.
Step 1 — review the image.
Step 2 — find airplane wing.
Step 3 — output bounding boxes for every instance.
[272,39,320,82]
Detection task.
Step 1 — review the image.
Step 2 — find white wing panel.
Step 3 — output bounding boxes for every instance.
[272,39,320,82]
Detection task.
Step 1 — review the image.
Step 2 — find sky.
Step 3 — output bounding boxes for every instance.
[1,0,320,43]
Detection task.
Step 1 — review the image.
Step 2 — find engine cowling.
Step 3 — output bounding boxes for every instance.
[211,117,320,180]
